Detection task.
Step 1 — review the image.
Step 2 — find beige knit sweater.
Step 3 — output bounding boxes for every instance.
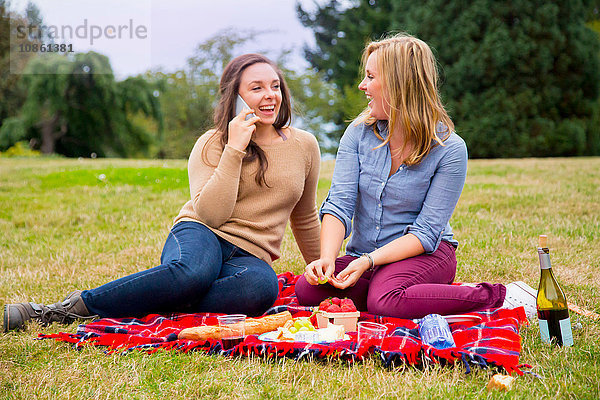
[173,127,321,266]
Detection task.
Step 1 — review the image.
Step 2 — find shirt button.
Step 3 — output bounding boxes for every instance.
[378,203,382,207]
[381,182,385,187]
[375,226,380,230]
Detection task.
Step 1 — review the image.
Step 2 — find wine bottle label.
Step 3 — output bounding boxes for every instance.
[539,317,574,346]
[559,318,574,346]
[539,319,550,343]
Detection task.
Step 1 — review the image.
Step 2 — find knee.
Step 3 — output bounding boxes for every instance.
[366,288,406,317]
[167,239,222,287]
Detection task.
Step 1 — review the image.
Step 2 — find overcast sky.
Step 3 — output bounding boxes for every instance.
[9,0,321,79]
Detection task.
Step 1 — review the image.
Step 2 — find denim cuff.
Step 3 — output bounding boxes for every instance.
[319,200,353,239]
[403,225,442,254]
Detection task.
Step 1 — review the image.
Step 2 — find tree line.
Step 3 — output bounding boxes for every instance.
[297,0,600,157]
[0,2,339,158]
[1,0,599,159]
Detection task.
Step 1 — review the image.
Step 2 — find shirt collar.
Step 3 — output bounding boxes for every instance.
[375,120,389,138]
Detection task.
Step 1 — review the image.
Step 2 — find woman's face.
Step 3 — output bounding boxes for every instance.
[238,63,282,126]
[358,51,389,120]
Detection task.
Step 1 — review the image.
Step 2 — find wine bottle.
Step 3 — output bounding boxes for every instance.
[536,235,573,346]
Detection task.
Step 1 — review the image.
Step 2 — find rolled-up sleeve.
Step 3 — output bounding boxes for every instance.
[404,139,468,253]
[319,125,361,239]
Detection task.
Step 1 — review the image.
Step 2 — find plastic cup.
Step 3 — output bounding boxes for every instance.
[217,314,246,350]
[357,321,387,347]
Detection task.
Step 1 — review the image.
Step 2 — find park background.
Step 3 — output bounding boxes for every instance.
[1,0,599,399]
[2,0,600,159]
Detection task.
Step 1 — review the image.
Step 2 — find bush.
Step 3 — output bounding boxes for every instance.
[0,141,41,157]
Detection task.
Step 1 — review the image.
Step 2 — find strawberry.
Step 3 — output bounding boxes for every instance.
[318,299,331,311]
[340,304,355,312]
[326,304,342,313]
[340,298,354,307]
[331,297,341,306]
[340,298,357,311]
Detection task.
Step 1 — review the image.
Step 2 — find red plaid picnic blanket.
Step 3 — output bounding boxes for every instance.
[40,272,528,374]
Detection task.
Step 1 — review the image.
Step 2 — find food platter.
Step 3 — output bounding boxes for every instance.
[257,330,350,343]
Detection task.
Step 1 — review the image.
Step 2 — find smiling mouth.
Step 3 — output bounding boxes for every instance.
[259,105,276,112]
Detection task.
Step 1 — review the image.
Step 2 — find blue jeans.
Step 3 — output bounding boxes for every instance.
[81,221,279,318]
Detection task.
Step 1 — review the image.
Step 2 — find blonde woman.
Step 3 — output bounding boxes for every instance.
[296,34,506,319]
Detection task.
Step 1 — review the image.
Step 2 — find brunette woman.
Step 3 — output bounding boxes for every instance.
[4,54,321,331]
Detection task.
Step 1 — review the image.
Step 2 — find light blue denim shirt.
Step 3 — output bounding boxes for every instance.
[320,119,468,256]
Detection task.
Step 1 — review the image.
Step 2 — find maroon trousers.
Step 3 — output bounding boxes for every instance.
[295,241,506,319]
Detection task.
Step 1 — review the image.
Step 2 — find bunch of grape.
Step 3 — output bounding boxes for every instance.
[289,317,316,334]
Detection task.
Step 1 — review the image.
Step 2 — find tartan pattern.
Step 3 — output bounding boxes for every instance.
[39,272,528,374]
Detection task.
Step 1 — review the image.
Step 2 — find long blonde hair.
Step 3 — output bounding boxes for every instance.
[357,33,454,165]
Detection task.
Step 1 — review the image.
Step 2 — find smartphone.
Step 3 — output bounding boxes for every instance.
[235,95,256,121]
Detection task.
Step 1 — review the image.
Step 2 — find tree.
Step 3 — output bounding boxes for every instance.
[143,68,213,159]
[297,0,393,89]
[0,1,43,133]
[0,51,163,157]
[297,0,600,157]
[279,59,342,152]
[146,28,341,158]
[586,5,600,155]
[296,0,394,142]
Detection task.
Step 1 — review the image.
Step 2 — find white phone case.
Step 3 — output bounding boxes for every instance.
[236,95,256,120]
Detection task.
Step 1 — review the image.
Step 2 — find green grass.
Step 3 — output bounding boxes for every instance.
[1,156,599,399]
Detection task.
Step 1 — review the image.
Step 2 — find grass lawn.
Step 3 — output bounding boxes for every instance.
[0,156,599,399]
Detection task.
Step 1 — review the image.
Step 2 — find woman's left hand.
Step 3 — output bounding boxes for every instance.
[329,256,371,290]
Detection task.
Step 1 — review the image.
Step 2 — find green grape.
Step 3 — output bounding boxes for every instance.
[299,319,315,331]
[298,326,310,332]
[289,326,298,334]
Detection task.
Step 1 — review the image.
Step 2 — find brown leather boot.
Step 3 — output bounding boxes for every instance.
[3,290,97,332]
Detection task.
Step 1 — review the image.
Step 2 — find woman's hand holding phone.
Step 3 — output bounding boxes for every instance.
[227,109,260,152]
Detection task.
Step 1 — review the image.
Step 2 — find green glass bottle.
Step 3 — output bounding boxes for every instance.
[536,235,573,346]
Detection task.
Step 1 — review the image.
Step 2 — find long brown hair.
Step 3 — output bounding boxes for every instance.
[357,33,454,165]
[203,54,292,186]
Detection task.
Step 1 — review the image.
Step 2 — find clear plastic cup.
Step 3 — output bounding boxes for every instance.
[357,321,387,346]
[217,314,246,350]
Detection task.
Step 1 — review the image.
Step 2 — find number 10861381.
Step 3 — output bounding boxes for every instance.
[18,43,74,53]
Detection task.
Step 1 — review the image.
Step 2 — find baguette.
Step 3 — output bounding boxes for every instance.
[178,311,293,341]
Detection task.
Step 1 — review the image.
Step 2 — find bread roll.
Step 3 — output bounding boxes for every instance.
[486,374,515,391]
[178,311,293,341]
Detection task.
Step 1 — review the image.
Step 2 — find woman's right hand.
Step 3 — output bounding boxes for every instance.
[227,109,261,152]
[304,257,335,285]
